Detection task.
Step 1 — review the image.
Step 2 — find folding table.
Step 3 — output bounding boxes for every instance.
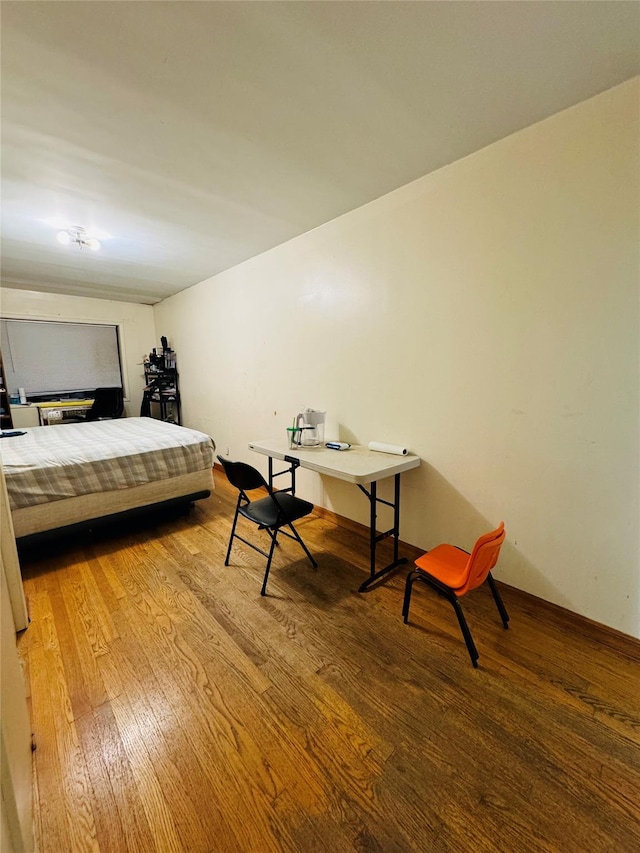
[248,439,420,591]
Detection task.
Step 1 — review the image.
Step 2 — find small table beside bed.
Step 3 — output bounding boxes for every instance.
[1,417,215,545]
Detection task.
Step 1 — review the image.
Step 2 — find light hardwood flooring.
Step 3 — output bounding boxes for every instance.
[17,469,640,852]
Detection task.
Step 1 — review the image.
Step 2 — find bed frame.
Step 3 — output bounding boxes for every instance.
[12,463,214,546]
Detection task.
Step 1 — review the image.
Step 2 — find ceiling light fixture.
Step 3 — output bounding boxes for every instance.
[56,226,101,251]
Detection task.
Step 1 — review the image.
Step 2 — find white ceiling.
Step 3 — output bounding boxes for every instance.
[1,1,638,306]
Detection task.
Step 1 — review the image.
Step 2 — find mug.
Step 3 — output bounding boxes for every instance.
[286,427,302,448]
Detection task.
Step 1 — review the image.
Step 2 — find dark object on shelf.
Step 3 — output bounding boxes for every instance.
[143,344,181,425]
[64,387,124,423]
[0,349,14,430]
[86,387,125,421]
[140,390,152,418]
[1,430,27,438]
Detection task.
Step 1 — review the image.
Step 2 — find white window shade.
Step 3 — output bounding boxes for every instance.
[1,319,123,398]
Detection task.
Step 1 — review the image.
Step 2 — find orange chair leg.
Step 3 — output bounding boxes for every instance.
[403,568,480,667]
[450,596,479,667]
[402,569,422,623]
[487,572,509,629]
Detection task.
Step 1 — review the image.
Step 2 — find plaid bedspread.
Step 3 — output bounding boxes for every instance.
[1,417,215,511]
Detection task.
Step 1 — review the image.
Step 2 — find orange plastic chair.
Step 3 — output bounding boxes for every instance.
[402,523,508,667]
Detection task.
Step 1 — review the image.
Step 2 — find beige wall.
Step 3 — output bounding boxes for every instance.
[0,289,155,416]
[154,79,639,638]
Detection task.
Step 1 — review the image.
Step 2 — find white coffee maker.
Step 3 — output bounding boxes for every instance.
[295,408,326,447]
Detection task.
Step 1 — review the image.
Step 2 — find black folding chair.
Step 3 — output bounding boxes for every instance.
[217,456,317,595]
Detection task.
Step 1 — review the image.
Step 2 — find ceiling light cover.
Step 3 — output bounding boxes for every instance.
[56,226,100,251]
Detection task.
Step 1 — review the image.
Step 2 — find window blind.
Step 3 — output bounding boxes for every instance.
[0,319,123,398]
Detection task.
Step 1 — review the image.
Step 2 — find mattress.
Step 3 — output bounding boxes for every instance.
[1,417,215,511]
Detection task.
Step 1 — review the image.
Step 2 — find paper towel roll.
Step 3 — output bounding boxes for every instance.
[368,441,408,456]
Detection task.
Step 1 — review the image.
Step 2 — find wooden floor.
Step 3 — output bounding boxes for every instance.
[17,469,640,852]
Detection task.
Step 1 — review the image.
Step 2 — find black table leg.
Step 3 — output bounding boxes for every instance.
[358,473,408,592]
[268,455,298,494]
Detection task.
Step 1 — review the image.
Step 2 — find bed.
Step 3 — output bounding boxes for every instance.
[0,417,215,543]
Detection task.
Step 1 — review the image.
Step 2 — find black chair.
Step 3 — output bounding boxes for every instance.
[85,387,124,421]
[217,455,317,595]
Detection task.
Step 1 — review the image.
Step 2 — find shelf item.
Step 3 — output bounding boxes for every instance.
[143,346,181,425]
[0,350,14,430]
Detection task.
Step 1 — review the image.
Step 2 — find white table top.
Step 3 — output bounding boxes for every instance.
[248,439,420,485]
